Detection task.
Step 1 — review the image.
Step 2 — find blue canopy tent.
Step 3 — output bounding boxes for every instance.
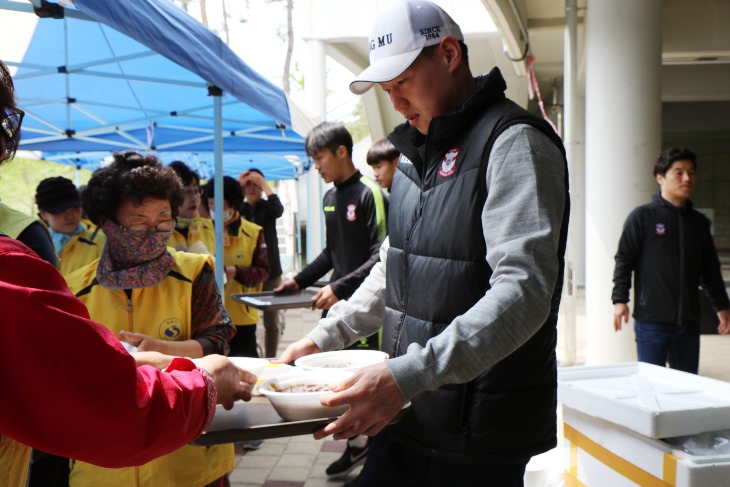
[1,0,314,289]
[44,151,307,181]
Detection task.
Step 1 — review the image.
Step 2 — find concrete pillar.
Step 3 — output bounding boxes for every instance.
[584,0,662,363]
[304,39,326,263]
[561,0,584,365]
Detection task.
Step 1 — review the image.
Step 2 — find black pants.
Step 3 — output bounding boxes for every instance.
[28,449,69,487]
[359,427,528,487]
[228,324,259,357]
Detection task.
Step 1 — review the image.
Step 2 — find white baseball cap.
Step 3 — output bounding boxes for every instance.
[349,0,464,95]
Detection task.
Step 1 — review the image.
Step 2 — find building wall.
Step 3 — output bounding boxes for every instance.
[693,153,730,251]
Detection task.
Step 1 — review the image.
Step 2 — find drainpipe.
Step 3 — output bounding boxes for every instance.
[562,0,579,366]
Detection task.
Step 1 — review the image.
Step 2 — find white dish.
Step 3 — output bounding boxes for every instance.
[294,350,389,373]
[258,369,353,421]
[252,362,293,396]
[227,357,270,391]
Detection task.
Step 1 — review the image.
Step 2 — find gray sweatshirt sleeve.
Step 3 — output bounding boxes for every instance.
[307,238,388,351]
[307,124,566,403]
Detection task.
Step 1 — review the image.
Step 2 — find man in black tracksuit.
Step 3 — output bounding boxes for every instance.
[276,121,388,331]
[612,147,730,373]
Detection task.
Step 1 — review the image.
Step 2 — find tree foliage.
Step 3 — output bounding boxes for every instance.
[0,158,91,215]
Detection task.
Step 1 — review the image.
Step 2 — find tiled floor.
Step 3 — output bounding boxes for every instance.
[227,291,730,486]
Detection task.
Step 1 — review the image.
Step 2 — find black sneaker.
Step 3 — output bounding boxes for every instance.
[325,443,368,479]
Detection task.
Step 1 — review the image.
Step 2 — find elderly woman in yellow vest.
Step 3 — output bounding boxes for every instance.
[168,161,215,254]
[65,152,237,487]
[35,176,105,276]
[203,176,269,358]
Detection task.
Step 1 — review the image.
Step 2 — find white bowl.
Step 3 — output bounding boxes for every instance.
[294,350,389,373]
[252,362,293,396]
[227,357,270,391]
[258,369,353,421]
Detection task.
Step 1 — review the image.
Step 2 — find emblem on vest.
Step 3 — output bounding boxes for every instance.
[655,223,666,235]
[438,148,460,178]
[159,318,183,340]
[346,204,357,222]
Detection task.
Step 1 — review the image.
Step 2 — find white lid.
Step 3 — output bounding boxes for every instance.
[558,362,730,438]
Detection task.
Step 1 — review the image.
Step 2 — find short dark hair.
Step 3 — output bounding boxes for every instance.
[0,60,21,165]
[421,40,470,68]
[366,138,400,166]
[305,121,353,158]
[168,160,201,186]
[83,151,184,225]
[654,147,697,177]
[247,168,264,178]
[203,175,244,210]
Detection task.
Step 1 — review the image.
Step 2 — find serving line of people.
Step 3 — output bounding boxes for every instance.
[3,1,569,486]
[0,58,257,487]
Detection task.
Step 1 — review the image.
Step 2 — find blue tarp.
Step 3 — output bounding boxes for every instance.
[2,0,314,288]
[4,0,309,178]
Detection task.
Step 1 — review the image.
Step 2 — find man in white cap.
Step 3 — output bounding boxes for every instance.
[278,1,569,485]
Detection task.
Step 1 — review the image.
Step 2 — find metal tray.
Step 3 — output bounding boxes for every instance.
[192,397,410,446]
[230,289,318,311]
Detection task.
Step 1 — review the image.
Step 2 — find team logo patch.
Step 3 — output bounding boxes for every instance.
[655,223,666,235]
[159,318,183,340]
[438,148,460,177]
[346,204,357,221]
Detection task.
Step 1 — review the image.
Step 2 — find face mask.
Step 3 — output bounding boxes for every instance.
[96,220,174,289]
[211,209,235,222]
[49,223,84,256]
[176,215,193,230]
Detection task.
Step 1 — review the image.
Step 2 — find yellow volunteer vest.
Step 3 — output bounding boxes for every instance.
[169,216,215,255]
[0,202,47,240]
[66,248,233,487]
[224,218,264,325]
[58,227,105,277]
[0,435,30,487]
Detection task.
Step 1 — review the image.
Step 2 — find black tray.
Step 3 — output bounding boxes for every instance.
[230,290,318,311]
[192,398,410,446]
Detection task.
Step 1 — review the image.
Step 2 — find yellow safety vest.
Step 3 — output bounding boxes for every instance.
[0,202,48,240]
[224,218,265,325]
[169,216,216,255]
[58,227,105,277]
[65,248,233,487]
[0,435,30,487]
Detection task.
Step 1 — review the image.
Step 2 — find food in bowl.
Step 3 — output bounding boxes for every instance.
[259,370,353,421]
[294,350,389,372]
[271,383,333,393]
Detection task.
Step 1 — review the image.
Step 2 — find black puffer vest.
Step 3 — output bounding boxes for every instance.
[384,68,569,464]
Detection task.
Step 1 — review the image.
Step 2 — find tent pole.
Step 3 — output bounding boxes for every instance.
[211,87,225,293]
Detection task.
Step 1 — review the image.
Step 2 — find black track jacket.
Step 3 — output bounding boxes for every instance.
[612,193,729,325]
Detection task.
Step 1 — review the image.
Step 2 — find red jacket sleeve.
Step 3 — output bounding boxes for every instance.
[0,236,212,468]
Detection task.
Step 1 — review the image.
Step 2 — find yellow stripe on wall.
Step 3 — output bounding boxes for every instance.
[563,422,678,487]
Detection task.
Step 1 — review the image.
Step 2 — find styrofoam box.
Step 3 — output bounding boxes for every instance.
[563,406,730,487]
[558,362,730,438]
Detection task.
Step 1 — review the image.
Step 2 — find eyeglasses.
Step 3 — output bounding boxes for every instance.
[121,219,176,233]
[2,107,24,140]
